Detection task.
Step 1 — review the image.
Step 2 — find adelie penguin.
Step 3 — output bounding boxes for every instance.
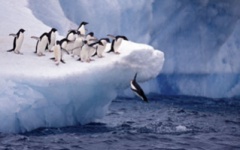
[107,34,128,54]
[31,32,49,56]
[7,28,25,54]
[130,73,148,103]
[50,39,70,65]
[46,28,57,52]
[92,38,110,58]
[80,40,103,63]
[77,21,88,36]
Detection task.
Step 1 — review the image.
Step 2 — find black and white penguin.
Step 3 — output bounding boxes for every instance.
[77,22,88,36]
[86,32,97,44]
[31,32,49,56]
[66,30,78,52]
[92,38,110,58]
[50,39,70,65]
[80,40,102,62]
[130,73,148,103]
[107,34,128,54]
[72,31,85,58]
[46,28,57,52]
[7,28,25,54]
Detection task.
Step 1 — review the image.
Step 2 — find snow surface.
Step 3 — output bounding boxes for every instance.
[0,0,164,133]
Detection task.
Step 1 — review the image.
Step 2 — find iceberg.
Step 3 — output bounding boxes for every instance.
[0,40,163,133]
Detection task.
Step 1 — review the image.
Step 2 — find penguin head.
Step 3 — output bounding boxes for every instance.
[19,29,25,33]
[51,28,57,32]
[116,36,128,41]
[88,32,94,37]
[81,22,88,26]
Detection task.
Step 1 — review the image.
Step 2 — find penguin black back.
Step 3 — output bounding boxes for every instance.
[130,73,148,102]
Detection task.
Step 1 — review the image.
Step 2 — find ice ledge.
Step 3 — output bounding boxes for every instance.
[0,41,164,133]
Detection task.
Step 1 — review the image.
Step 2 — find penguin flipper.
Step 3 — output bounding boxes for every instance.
[31,36,40,40]
[62,48,70,55]
[92,51,97,57]
[7,49,14,52]
[9,34,17,37]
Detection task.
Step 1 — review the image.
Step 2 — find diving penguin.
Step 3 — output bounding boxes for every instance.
[130,73,148,102]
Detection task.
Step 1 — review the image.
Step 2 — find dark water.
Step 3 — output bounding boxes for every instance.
[0,95,240,150]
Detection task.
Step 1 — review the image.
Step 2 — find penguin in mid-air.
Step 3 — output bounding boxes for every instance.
[130,73,148,103]
[107,34,128,54]
[7,28,25,54]
[31,32,49,56]
[46,28,57,52]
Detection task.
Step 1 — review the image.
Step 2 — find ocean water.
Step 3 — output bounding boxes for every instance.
[0,95,240,150]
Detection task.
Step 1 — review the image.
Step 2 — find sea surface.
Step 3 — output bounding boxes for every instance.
[0,95,240,150]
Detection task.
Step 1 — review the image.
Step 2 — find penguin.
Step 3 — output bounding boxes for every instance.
[107,34,128,54]
[86,32,97,44]
[66,30,78,53]
[130,73,148,103]
[53,40,61,65]
[71,31,85,59]
[50,39,70,64]
[80,40,103,62]
[46,28,57,52]
[31,32,49,56]
[92,38,110,58]
[7,28,25,54]
[77,21,88,36]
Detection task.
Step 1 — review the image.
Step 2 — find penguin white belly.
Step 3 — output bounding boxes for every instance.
[37,36,48,55]
[114,39,123,53]
[80,45,90,62]
[89,47,96,57]
[15,33,24,52]
[97,45,106,57]
[54,45,61,64]
[49,33,56,50]
[79,26,86,35]
[67,33,76,41]
[72,37,83,57]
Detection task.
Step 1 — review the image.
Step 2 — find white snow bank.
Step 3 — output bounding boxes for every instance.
[0,40,164,133]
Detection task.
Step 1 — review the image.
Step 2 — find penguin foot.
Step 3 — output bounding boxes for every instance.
[115,52,120,55]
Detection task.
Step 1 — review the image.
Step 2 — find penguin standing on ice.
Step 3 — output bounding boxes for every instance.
[71,31,85,59]
[66,30,78,53]
[31,32,49,56]
[80,40,103,62]
[130,73,148,102]
[107,34,128,54]
[77,22,88,36]
[92,38,110,58]
[7,28,25,54]
[46,28,57,52]
[50,39,70,65]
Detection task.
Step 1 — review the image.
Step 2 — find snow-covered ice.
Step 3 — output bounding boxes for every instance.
[0,0,164,133]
